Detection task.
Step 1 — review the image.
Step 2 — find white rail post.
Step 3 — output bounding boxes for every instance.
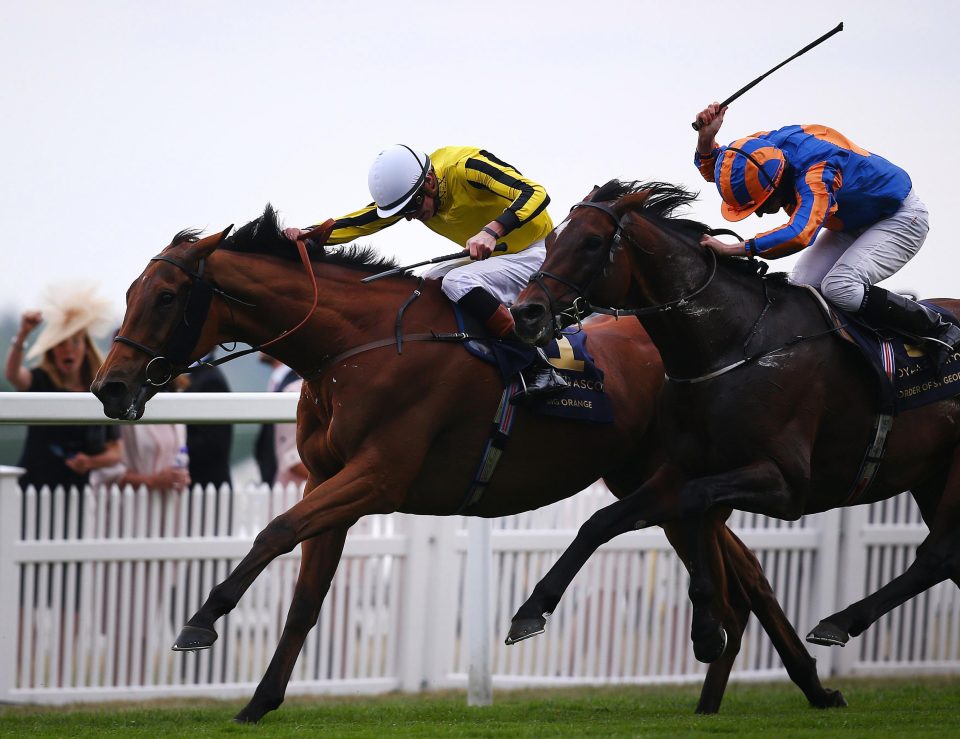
[0,466,24,701]
[398,515,433,692]
[811,508,842,676]
[835,504,870,677]
[466,516,492,706]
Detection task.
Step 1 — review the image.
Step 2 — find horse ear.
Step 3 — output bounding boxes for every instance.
[302,219,336,247]
[192,225,234,256]
[582,185,600,203]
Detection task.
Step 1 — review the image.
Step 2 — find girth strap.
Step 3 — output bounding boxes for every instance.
[456,379,522,514]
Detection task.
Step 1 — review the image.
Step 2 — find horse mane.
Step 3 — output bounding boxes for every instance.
[217,205,400,273]
[596,179,788,285]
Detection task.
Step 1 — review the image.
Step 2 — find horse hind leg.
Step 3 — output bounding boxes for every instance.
[505,466,685,644]
[809,453,960,647]
[808,524,960,647]
[233,529,348,724]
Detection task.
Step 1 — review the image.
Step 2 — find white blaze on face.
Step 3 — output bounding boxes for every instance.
[552,219,571,240]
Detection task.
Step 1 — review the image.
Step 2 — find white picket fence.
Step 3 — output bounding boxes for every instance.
[2,475,959,705]
[1,393,958,705]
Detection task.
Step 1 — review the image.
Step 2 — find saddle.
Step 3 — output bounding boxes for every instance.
[805,287,960,414]
[452,304,613,424]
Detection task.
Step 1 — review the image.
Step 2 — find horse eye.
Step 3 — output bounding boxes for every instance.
[157,291,176,306]
[584,235,604,251]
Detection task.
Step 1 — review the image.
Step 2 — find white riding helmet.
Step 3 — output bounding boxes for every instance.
[367,145,432,217]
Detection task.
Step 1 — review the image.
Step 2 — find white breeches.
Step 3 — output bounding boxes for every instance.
[420,240,547,304]
[790,190,929,311]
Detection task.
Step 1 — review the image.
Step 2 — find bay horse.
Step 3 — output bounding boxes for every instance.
[91,206,843,722]
[508,179,960,666]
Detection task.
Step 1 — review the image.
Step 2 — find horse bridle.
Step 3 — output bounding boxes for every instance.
[114,238,320,387]
[527,200,718,332]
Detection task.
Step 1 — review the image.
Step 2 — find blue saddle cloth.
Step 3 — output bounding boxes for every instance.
[454,306,613,423]
[837,302,960,414]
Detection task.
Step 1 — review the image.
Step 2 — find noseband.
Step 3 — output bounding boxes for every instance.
[527,200,719,332]
[114,238,320,386]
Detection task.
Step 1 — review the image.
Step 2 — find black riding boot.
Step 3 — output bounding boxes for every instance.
[510,347,569,405]
[457,287,569,403]
[861,286,960,367]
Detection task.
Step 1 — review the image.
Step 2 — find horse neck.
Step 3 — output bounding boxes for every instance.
[627,226,772,379]
[206,251,426,376]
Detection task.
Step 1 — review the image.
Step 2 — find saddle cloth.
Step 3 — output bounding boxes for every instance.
[453,305,613,423]
[807,288,960,414]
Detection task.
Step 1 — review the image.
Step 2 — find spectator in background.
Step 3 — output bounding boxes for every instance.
[92,421,190,493]
[184,352,233,489]
[90,379,191,536]
[254,353,299,486]
[4,282,122,492]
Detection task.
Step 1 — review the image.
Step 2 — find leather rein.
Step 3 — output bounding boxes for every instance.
[114,237,320,387]
[114,236,479,388]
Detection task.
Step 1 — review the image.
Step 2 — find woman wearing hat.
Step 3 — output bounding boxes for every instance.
[693,102,960,367]
[5,282,122,492]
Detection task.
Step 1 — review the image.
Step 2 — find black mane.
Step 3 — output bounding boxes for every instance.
[594,179,709,236]
[216,205,400,273]
[595,179,787,284]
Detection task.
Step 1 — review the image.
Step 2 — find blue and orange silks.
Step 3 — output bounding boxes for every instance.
[695,125,913,258]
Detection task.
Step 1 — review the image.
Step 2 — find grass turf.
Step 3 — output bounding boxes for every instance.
[0,677,958,737]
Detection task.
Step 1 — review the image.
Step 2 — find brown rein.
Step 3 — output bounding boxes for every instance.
[115,228,326,386]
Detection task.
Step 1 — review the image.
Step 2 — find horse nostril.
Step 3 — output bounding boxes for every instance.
[516,303,547,324]
[95,381,129,405]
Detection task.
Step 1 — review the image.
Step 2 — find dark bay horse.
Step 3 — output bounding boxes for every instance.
[508,179,960,666]
[91,206,843,722]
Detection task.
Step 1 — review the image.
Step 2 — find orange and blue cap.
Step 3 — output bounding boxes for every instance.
[714,137,787,222]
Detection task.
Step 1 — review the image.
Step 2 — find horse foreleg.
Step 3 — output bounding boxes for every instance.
[660,516,746,713]
[233,528,348,724]
[674,518,844,711]
[721,528,846,708]
[506,464,685,644]
[684,513,733,664]
[174,457,403,651]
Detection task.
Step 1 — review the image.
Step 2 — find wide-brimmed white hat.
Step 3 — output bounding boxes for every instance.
[26,281,114,360]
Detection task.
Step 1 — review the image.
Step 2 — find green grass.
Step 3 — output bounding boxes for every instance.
[1,677,957,737]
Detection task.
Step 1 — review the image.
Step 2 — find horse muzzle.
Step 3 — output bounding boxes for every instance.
[511,302,554,347]
[91,377,153,421]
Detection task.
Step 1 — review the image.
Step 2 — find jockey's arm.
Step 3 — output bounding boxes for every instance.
[462,153,550,240]
[749,163,838,259]
[693,102,727,182]
[284,204,402,245]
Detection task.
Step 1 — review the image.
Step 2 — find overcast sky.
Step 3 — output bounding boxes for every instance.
[3,1,958,322]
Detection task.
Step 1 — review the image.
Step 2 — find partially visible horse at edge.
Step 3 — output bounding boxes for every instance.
[507,179,960,665]
[91,206,844,722]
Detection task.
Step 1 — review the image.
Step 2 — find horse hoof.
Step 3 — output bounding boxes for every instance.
[505,616,546,645]
[806,621,849,647]
[172,624,218,651]
[693,626,727,663]
[811,688,848,709]
[233,708,262,724]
